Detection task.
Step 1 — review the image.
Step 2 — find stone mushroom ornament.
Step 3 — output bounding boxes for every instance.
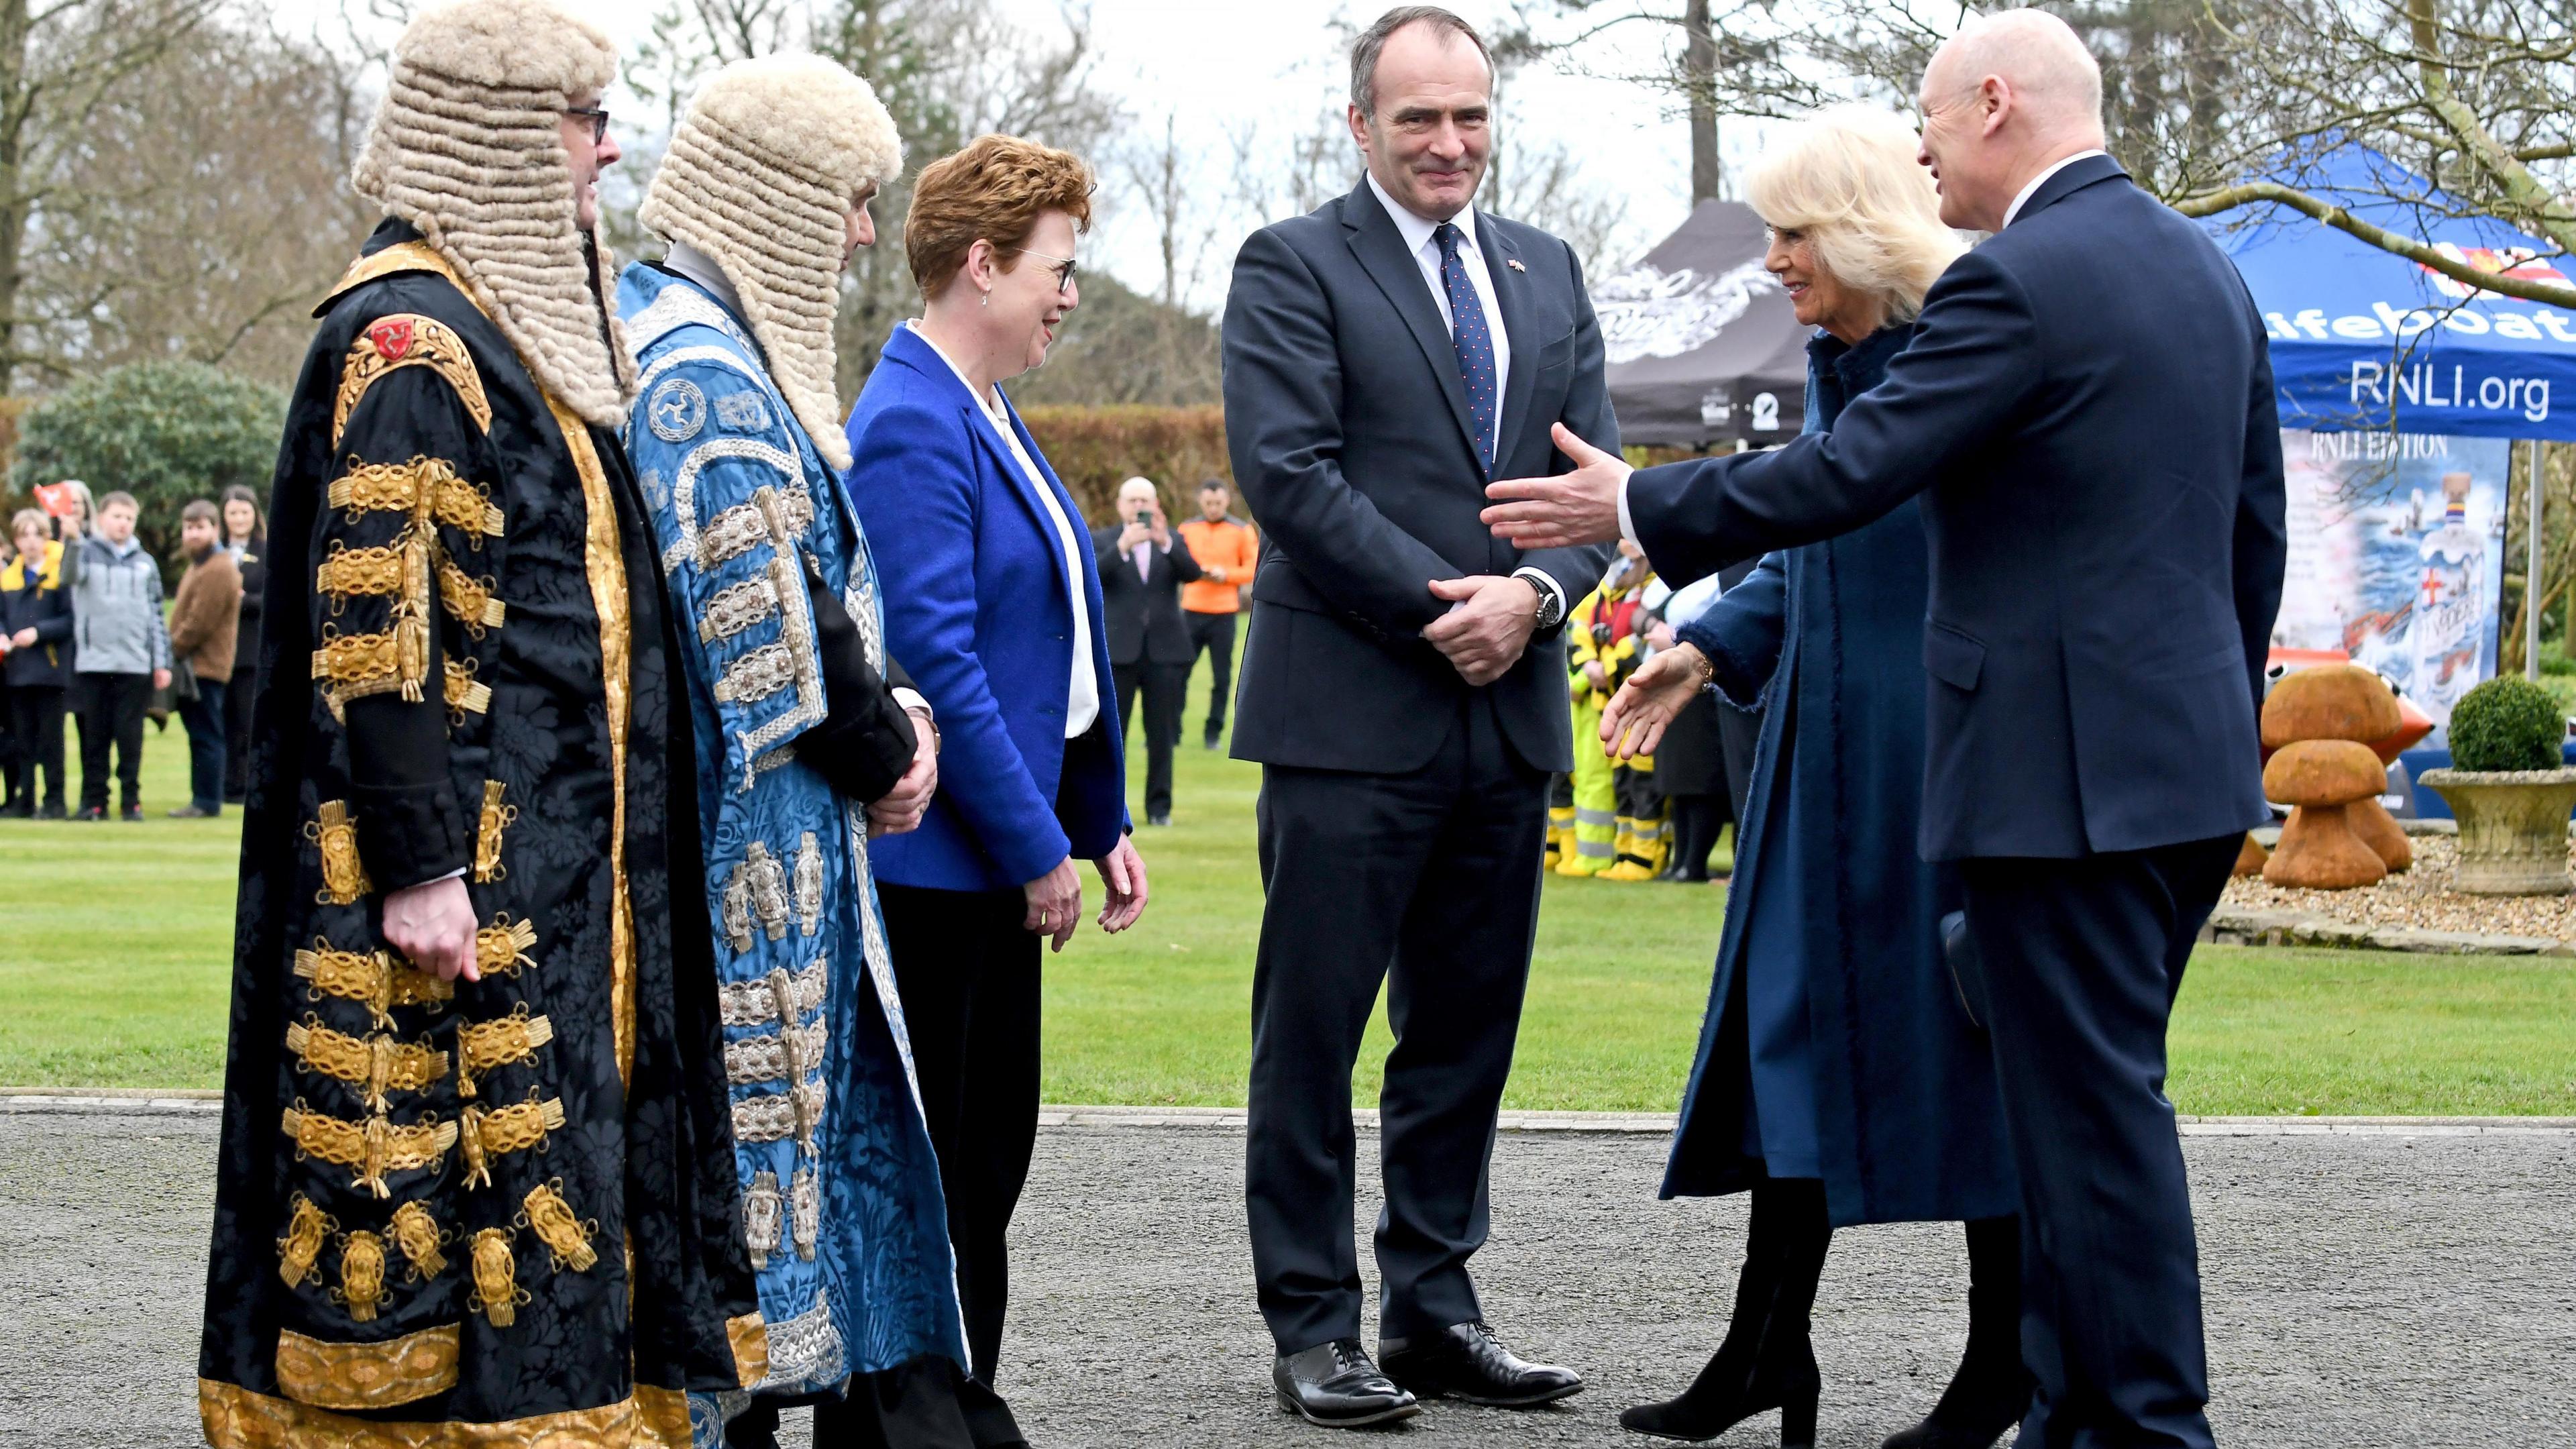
[2259,664,2411,888]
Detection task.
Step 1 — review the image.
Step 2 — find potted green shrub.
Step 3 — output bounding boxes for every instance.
[2418,676,2576,894]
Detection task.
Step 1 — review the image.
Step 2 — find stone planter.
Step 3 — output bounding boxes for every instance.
[2416,768,2576,894]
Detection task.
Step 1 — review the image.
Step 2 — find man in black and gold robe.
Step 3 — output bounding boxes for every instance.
[197,3,761,1444]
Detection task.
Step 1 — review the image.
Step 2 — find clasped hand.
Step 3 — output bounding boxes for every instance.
[865,707,938,837]
[1022,836,1150,953]
[1422,574,1538,687]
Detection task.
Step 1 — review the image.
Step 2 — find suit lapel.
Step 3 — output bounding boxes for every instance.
[1479,214,1537,474]
[1342,183,1479,461]
[887,327,1083,606]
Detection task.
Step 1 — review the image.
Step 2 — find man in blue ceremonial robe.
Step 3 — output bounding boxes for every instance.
[618,55,975,1449]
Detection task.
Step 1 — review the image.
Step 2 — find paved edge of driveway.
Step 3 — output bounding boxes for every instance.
[3,1088,2569,1135]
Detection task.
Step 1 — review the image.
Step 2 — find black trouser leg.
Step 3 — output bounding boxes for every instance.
[1187,610,1236,741]
[881,883,1037,1448]
[1110,661,1140,739]
[180,676,227,813]
[18,686,66,809]
[107,673,147,811]
[76,674,147,813]
[1958,835,2239,1449]
[223,655,256,800]
[1139,662,1185,819]
[1246,698,1546,1350]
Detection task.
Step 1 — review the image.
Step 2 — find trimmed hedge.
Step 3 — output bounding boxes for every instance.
[1019,405,1230,525]
[2447,675,2569,771]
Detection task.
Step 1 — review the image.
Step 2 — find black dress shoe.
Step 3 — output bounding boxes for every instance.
[1381,1321,1584,1408]
[1273,1339,1420,1428]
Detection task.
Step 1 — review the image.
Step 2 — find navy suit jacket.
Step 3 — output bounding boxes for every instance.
[841,324,1128,892]
[1628,156,2288,861]
[1221,180,1618,773]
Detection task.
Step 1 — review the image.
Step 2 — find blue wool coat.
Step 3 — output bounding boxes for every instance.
[1663,323,2017,1228]
[616,265,967,1429]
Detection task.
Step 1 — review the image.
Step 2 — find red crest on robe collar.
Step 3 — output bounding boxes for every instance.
[368,317,415,362]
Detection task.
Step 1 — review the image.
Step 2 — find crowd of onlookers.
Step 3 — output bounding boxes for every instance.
[0,479,265,820]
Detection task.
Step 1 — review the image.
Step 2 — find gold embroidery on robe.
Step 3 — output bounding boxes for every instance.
[284,1016,449,1112]
[466,1228,526,1326]
[280,1099,458,1199]
[520,1180,598,1272]
[327,458,504,541]
[333,1230,388,1322]
[549,392,635,1088]
[315,541,405,603]
[388,1201,448,1281]
[270,1323,460,1413]
[455,1006,550,1097]
[444,657,491,719]
[441,557,506,634]
[333,312,492,448]
[305,801,372,904]
[474,914,538,977]
[276,1194,333,1289]
[294,940,451,1029]
[199,1375,692,1449]
[473,780,517,883]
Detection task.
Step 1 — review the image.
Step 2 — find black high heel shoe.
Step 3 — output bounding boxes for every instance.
[1622,1179,1833,1445]
[1881,1215,2031,1449]
[1621,1352,1820,1445]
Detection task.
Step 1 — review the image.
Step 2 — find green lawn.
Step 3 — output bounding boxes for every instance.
[3,656,2571,1115]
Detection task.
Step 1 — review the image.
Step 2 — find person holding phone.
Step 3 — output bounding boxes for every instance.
[1091,475,1201,826]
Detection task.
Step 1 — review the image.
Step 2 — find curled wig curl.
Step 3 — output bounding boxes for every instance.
[1745,108,1964,324]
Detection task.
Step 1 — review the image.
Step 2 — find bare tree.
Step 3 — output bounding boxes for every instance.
[0,0,225,392]
[1546,0,2576,305]
[24,15,373,386]
[631,0,1123,390]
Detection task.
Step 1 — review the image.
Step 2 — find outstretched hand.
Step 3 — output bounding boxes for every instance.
[1483,424,1632,549]
[1601,644,1710,761]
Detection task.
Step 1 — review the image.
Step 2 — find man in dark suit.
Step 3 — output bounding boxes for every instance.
[1220,5,1615,1430]
[1092,475,1201,826]
[1489,13,2285,1448]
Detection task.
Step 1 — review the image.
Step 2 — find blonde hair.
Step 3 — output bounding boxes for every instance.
[1745,108,1964,323]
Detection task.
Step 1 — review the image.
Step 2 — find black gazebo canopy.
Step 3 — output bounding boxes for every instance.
[1597,200,1813,449]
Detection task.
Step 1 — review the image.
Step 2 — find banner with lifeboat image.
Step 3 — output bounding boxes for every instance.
[2271,428,2510,723]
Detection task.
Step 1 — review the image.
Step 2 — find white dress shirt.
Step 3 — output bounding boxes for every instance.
[2002,149,2110,229]
[909,322,1102,738]
[1364,172,1568,623]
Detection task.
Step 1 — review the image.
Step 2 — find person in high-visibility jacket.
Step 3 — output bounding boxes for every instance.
[1560,542,1653,877]
[1606,588,1674,881]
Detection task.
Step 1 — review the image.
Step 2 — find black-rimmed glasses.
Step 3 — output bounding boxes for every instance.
[565,105,610,144]
[1006,248,1079,295]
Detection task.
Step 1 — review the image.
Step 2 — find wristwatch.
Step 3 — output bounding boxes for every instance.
[1514,567,1568,631]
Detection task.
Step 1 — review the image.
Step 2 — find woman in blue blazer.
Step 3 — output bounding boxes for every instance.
[840,134,1146,1449]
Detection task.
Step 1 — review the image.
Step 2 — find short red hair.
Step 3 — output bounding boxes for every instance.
[905,133,1094,297]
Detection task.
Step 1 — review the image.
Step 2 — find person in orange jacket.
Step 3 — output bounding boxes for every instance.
[1177,477,1258,749]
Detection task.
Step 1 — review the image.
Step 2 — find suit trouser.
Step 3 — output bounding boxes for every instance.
[1957,833,2240,1449]
[7,685,64,808]
[1111,661,1187,819]
[1246,693,1546,1352]
[1183,609,1237,739]
[74,672,150,813]
[879,882,1038,1449]
[179,676,227,813]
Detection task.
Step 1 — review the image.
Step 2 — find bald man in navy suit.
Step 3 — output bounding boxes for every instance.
[1487,15,2286,1449]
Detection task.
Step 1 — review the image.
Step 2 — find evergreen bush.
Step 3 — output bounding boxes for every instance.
[9,360,286,578]
[2447,675,2569,771]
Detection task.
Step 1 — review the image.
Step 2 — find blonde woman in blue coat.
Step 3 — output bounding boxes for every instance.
[619,56,973,1449]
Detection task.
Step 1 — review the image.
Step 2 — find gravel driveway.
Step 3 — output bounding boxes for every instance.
[3,1106,2569,1448]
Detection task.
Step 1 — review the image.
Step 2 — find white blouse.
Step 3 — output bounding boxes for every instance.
[908,322,1101,738]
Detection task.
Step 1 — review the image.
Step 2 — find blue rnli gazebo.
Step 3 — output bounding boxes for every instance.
[2210,152,2576,811]
[2211,150,2576,441]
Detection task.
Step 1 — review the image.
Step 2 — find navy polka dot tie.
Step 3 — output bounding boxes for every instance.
[1436,221,1497,475]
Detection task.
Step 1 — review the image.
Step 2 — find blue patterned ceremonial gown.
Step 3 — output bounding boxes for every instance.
[616,264,967,1444]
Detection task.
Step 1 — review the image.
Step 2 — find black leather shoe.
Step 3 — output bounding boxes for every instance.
[1273,1340,1420,1428]
[1381,1321,1584,1408]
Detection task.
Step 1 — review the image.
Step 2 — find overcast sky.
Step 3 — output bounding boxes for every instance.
[286,0,1775,309]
